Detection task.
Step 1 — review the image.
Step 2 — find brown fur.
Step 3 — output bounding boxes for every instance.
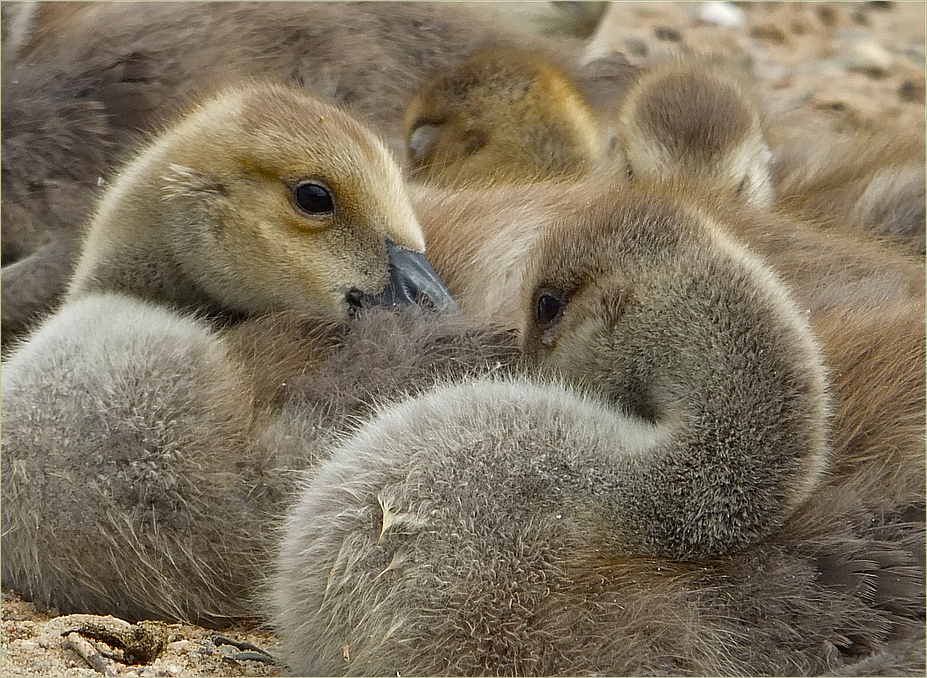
[5,2,626,143]
[416,176,924,323]
[608,57,924,254]
[411,180,582,327]
[772,129,926,255]
[0,58,113,266]
[409,52,921,259]
[473,2,610,41]
[0,1,622,226]
[1,237,81,357]
[0,56,123,349]
[812,301,926,507]
[220,310,518,417]
[635,70,751,162]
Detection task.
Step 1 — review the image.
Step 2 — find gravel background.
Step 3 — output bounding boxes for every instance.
[2,2,924,676]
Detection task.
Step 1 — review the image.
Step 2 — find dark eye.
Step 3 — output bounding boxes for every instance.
[408,122,439,164]
[536,292,563,329]
[294,181,335,215]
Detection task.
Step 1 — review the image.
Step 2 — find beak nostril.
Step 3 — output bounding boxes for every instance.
[344,288,368,318]
[345,288,363,307]
[416,289,438,312]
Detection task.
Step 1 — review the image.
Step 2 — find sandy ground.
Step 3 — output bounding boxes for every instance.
[2,2,924,676]
[587,0,925,137]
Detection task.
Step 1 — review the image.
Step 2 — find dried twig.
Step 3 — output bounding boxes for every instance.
[64,631,118,676]
[213,634,277,664]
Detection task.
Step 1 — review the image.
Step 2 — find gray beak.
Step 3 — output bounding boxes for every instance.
[346,240,459,315]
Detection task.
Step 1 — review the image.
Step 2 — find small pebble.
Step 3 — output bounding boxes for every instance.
[217,643,242,658]
[791,20,811,36]
[816,5,839,27]
[905,43,926,65]
[750,24,788,45]
[818,99,848,112]
[699,1,747,28]
[38,635,60,649]
[168,639,197,654]
[655,26,682,42]
[844,40,894,77]
[624,36,649,57]
[898,77,926,103]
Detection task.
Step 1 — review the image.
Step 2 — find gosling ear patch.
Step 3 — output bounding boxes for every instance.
[735,175,750,197]
[161,164,226,201]
[602,125,622,160]
[602,287,632,327]
[462,129,489,156]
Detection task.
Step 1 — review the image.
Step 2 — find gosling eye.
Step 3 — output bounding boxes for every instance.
[536,292,564,330]
[294,181,335,216]
[408,122,440,164]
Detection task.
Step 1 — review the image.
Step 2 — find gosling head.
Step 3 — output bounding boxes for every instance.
[404,46,606,186]
[617,63,773,206]
[519,182,828,520]
[69,83,455,318]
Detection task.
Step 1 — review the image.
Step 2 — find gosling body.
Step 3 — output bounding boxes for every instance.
[773,128,926,255]
[275,378,923,675]
[0,295,516,625]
